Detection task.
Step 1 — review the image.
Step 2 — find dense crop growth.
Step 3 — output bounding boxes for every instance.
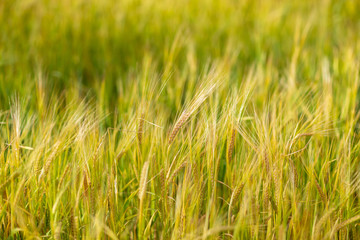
[1,0,360,239]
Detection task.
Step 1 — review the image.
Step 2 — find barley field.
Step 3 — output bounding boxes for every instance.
[1,0,360,239]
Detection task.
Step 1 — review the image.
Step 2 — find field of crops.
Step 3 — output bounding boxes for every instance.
[1,0,360,239]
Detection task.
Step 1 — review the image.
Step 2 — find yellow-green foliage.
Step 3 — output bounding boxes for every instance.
[0,0,360,239]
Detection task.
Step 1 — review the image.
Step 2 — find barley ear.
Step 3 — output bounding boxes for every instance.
[169,111,190,144]
[138,161,150,237]
[314,177,327,205]
[228,183,244,225]
[138,112,145,147]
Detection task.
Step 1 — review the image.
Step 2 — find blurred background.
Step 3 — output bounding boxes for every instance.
[0,0,359,115]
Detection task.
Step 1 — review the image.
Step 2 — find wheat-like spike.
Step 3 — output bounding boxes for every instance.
[138,161,150,237]
[229,183,244,208]
[227,128,236,162]
[58,165,70,190]
[263,180,269,212]
[167,161,187,184]
[138,112,145,146]
[272,165,281,207]
[339,208,345,240]
[269,192,278,213]
[264,151,270,177]
[314,209,334,240]
[90,182,95,217]
[92,133,107,169]
[198,183,205,212]
[251,195,259,225]
[160,169,166,198]
[70,208,78,240]
[83,170,89,198]
[0,171,20,192]
[139,161,150,200]
[335,215,360,232]
[314,177,327,204]
[228,183,244,225]
[169,111,191,144]
[179,206,186,238]
[54,221,62,240]
[169,80,220,145]
[11,98,21,165]
[289,158,298,188]
[38,141,60,182]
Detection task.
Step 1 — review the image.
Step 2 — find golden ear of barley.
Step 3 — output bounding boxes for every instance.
[159,169,166,197]
[251,195,259,224]
[314,210,334,239]
[335,215,360,232]
[38,141,60,181]
[272,166,281,206]
[289,159,298,188]
[264,151,270,177]
[339,208,345,240]
[106,176,113,217]
[169,111,191,144]
[227,128,236,162]
[0,171,20,192]
[269,193,278,213]
[314,178,327,204]
[167,161,187,184]
[139,161,150,200]
[90,182,95,217]
[83,171,89,198]
[58,165,70,191]
[116,150,126,160]
[230,183,244,208]
[263,181,269,212]
[92,134,106,168]
[54,221,62,240]
[228,183,244,225]
[138,113,145,146]
[70,208,79,240]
